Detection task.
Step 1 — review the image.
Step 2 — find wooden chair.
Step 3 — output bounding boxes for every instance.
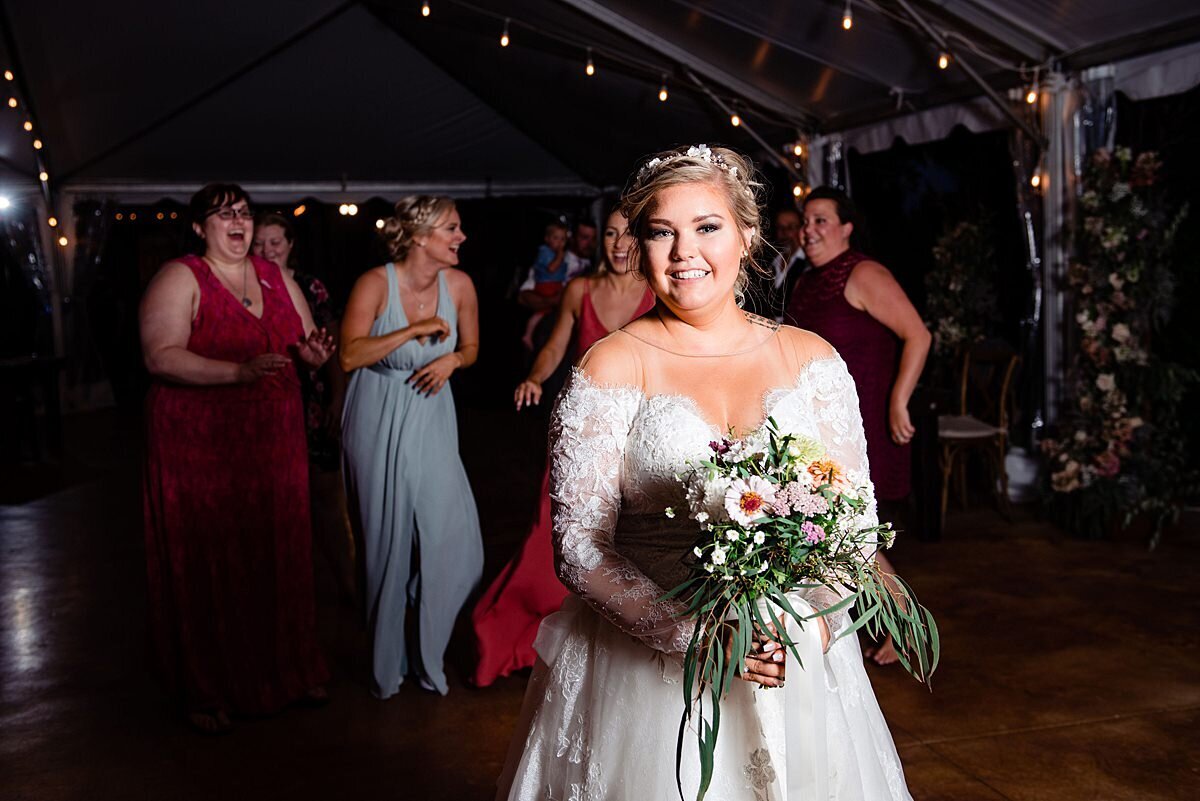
[937,340,1020,526]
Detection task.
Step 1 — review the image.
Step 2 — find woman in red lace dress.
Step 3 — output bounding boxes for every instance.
[471,209,655,686]
[140,184,335,732]
[785,186,931,665]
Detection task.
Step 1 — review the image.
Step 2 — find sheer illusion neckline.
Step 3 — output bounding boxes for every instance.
[614,315,781,358]
[569,353,842,439]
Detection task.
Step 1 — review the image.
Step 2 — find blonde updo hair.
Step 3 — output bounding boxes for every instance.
[619,145,769,300]
[379,195,456,261]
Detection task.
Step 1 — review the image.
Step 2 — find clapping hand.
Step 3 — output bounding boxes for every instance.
[295,328,336,369]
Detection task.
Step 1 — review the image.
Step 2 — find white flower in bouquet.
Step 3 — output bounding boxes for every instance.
[710,544,727,566]
[785,435,825,465]
[724,476,776,527]
[1096,373,1116,392]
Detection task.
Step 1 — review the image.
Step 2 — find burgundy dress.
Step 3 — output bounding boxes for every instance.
[786,249,911,500]
[143,254,329,714]
[470,284,655,686]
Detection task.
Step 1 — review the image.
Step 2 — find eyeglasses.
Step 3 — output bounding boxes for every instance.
[208,207,254,221]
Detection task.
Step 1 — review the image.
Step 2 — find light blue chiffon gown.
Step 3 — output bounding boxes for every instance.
[342,264,483,697]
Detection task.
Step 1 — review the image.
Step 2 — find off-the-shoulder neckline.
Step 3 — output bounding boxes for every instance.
[566,353,846,438]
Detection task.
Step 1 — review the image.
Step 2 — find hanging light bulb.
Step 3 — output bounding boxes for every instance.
[7,97,16,108]
[156,212,165,220]
[170,211,178,220]
[338,204,348,216]
[842,1,853,30]
[658,75,668,102]
[115,213,123,221]
[375,218,385,230]
[32,138,42,150]
[38,170,48,182]
[57,235,68,247]
[129,212,138,221]
[1026,84,1039,104]
[500,18,510,47]
[792,142,803,157]
[585,48,595,76]
[293,204,306,217]
[3,70,12,81]
[347,203,359,216]
[22,120,32,132]
[792,183,805,198]
[938,52,950,70]
[421,1,430,17]
[1030,172,1041,188]
[48,216,58,227]
[730,111,741,127]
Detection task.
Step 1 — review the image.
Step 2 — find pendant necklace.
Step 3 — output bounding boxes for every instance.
[403,274,436,313]
[206,256,251,308]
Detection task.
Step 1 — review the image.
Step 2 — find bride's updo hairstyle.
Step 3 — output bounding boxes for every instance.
[619,144,769,298]
[379,195,456,261]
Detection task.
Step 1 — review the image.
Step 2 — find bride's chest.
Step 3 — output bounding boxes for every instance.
[621,389,822,507]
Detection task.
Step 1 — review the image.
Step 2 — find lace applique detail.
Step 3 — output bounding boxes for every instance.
[743,747,778,800]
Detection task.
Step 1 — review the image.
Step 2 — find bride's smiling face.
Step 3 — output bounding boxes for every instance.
[641,182,750,313]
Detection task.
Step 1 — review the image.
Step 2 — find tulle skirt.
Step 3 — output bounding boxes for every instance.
[497,596,913,801]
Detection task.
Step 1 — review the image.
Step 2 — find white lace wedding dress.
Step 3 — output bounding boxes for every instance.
[497,355,913,801]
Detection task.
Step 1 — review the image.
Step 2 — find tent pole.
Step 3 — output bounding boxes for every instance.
[893,0,1046,149]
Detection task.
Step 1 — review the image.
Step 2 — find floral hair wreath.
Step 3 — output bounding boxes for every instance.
[636,144,739,182]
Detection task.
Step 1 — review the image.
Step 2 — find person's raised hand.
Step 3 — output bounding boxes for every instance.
[296,328,336,369]
[514,380,543,410]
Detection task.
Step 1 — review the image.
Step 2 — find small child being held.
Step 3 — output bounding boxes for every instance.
[521,221,570,349]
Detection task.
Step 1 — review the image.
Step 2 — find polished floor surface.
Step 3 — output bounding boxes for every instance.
[2,409,1198,801]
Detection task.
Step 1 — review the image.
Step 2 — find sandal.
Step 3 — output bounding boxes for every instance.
[187,708,233,736]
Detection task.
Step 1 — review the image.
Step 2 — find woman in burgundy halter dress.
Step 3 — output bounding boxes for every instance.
[140,185,334,732]
[786,186,931,664]
[471,209,655,686]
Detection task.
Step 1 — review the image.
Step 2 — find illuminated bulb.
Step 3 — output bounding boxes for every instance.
[1026,88,1038,104]
[58,235,68,246]
[348,203,359,216]
[3,70,12,81]
[130,212,137,220]
[0,196,10,209]
[115,213,123,221]
[730,113,741,127]
[22,120,32,131]
[421,1,430,17]
[842,1,853,30]
[1030,173,1041,188]
[170,211,178,219]
[375,218,385,229]
[338,204,348,215]
[585,48,594,76]
[156,212,165,220]
[793,143,803,157]
[32,139,42,149]
[293,204,306,216]
[658,76,668,102]
[500,18,510,47]
[792,183,804,198]
[938,52,950,70]
[48,216,57,227]
[38,171,48,182]
[7,97,16,108]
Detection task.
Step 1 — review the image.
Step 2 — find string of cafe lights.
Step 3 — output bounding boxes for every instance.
[0,67,69,246]
[415,1,813,198]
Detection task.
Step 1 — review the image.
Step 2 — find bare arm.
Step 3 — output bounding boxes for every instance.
[407,270,479,396]
[139,262,288,386]
[338,269,448,372]
[515,278,586,409]
[845,260,932,444]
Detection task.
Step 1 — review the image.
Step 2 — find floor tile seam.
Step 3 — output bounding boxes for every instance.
[909,702,1200,746]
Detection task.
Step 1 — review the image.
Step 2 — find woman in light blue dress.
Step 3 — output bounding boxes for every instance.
[340,196,482,697]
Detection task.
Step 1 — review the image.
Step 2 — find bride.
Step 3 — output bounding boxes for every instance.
[497,145,914,800]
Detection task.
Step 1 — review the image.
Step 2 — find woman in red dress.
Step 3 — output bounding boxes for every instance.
[471,209,655,686]
[785,186,931,665]
[140,184,335,732]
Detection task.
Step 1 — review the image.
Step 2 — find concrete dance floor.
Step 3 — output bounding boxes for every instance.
[2,408,1198,801]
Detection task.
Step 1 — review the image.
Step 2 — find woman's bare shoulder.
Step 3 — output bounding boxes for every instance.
[576,329,644,388]
[777,324,837,364]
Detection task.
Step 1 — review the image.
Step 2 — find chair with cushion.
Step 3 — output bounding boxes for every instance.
[937,340,1020,526]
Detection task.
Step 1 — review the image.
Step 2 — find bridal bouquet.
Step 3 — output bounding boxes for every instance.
[661,419,939,800]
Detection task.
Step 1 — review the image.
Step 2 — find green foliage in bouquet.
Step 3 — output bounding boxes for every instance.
[1039,148,1197,546]
[924,219,1002,388]
[661,419,939,800]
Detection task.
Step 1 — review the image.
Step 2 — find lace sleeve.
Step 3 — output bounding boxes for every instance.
[799,356,880,639]
[549,370,695,655]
